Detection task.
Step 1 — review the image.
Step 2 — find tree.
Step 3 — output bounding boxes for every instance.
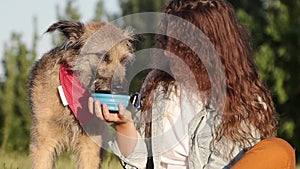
[51,0,81,46]
[0,18,38,151]
[120,0,168,14]
[117,0,170,93]
[257,0,300,160]
[93,0,106,22]
[229,0,300,160]
[56,0,81,21]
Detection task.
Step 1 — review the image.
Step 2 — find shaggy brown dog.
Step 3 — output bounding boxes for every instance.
[27,20,136,169]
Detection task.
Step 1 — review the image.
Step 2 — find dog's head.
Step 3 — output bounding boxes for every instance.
[47,20,137,93]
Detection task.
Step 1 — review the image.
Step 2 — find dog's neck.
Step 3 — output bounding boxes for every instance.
[58,64,93,125]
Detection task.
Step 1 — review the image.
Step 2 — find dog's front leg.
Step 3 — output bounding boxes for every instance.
[76,134,101,169]
[30,139,58,169]
[30,119,66,169]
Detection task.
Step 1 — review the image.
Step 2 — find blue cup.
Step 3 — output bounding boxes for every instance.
[92,93,131,112]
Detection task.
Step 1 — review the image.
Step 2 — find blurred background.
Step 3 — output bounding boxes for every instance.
[0,0,299,168]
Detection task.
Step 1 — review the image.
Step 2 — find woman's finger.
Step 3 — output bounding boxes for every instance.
[102,104,115,122]
[88,97,95,115]
[94,100,104,120]
[118,104,125,117]
[118,104,133,123]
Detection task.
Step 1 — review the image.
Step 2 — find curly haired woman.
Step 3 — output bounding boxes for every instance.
[90,0,295,168]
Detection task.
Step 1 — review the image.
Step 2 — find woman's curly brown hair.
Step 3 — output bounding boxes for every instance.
[141,0,279,152]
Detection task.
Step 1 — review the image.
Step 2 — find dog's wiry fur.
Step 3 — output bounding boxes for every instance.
[27,20,135,169]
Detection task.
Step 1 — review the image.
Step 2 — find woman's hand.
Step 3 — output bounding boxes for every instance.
[88,97,138,157]
[88,97,134,126]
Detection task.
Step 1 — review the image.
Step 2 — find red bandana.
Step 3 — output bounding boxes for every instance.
[59,64,93,125]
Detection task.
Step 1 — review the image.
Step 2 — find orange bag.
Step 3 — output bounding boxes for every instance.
[232,138,295,169]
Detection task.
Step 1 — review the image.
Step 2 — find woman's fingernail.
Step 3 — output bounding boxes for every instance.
[119,104,124,110]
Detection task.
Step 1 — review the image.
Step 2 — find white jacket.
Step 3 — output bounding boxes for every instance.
[109,84,260,169]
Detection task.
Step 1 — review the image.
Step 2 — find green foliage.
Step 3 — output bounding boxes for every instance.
[120,0,168,14]
[254,0,300,158]
[56,0,81,21]
[93,0,106,22]
[52,0,82,46]
[0,19,37,151]
[229,0,300,161]
[118,0,170,93]
[100,151,123,169]
[0,84,4,145]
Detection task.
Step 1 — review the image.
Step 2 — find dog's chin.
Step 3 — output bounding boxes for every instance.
[92,84,112,94]
[94,90,111,94]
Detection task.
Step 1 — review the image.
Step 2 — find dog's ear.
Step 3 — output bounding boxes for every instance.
[133,34,145,42]
[130,34,145,48]
[46,20,85,48]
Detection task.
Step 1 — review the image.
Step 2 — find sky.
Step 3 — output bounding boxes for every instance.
[0,0,120,78]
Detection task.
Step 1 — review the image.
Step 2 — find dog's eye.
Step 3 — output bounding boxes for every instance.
[120,56,128,64]
[103,53,111,63]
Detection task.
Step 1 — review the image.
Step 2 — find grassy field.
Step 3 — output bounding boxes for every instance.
[0,151,75,169]
[0,150,122,169]
[0,150,299,169]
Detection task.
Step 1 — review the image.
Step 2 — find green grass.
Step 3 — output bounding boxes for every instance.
[0,150,298,169]
[0,151,75,169]
[0,150,122,169]
[0,151,30,169]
